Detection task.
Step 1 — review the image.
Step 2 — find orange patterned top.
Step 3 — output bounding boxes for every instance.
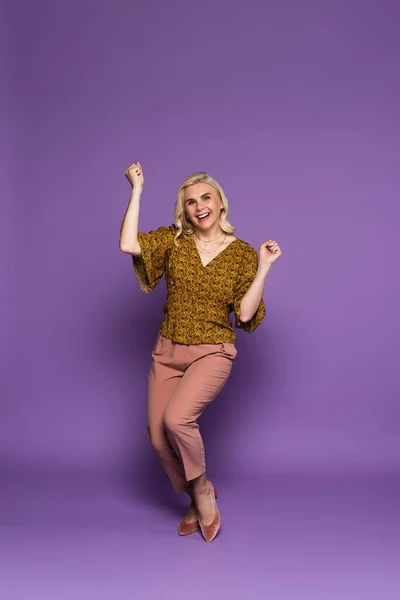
[132,223,266,344]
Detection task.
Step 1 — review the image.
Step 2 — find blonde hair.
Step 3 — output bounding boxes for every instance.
[172,171,236,247]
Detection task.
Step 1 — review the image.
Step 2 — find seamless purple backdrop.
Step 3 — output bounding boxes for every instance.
[3,0,399,477]
[2,2,400,598]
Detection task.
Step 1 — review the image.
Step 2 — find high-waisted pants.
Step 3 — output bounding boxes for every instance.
[146,333,238,494]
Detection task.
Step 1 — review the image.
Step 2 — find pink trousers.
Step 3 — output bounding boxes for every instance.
[146,333,238,494]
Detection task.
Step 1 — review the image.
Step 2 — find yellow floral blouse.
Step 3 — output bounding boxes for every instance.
[132,224,266,345]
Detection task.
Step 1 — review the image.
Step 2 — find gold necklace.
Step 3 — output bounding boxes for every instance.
[195,234,227,253]
[194,230,225,244]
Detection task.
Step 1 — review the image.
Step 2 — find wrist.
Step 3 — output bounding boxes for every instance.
[258,262,271,274]
[130,188,142,200]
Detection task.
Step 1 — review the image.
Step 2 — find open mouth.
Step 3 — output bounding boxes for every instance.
[197,212,210,221]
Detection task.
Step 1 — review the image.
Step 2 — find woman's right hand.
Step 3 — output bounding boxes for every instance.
[124,161,144,191]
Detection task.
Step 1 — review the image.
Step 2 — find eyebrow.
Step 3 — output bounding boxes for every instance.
[185,193,211,203]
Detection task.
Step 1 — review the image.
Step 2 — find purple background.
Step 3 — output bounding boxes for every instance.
[2,0,400,598]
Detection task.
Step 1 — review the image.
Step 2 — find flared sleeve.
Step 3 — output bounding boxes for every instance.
[131,224,176,293]
[232,245,266,333]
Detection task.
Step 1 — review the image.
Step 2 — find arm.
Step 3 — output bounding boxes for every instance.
[119,162,144,254]
[119,188,142,254]
[120,162,176,293]
[239,262,271,323]
[232,247,266,333]
[239,236,282,323]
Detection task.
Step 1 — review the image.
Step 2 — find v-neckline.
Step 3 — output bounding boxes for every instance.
[191,236,240,268]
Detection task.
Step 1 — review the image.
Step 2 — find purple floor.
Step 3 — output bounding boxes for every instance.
[1,467,399,599]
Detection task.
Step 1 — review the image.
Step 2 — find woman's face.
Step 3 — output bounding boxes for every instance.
[183,182,224,231]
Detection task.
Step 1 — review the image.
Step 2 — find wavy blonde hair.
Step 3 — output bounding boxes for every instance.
[172,171,236,247]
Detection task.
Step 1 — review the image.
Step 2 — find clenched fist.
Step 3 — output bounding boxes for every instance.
[124,161,144,191]
[259,239,282,267]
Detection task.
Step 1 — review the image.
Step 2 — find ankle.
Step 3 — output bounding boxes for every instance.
[185,485,195,501]
[193,482,210,498]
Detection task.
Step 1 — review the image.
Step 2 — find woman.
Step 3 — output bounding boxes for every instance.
[119,161,282,543]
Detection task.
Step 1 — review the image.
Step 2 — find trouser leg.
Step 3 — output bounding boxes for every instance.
[163,352,234,483]
[147,355,189,494]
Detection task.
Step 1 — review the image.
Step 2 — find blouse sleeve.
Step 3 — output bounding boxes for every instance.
[131,224,176,294]
[232,246,266,333]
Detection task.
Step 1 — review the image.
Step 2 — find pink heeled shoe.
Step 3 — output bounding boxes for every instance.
[178,482,218,537]
[198,480,221,543]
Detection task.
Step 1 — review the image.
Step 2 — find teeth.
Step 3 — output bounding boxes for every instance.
[198,213,210,219]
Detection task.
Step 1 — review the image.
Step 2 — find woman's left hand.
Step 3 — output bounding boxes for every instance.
[259,239,282,266]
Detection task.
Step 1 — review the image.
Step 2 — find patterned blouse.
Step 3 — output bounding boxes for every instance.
[132,223,266,345]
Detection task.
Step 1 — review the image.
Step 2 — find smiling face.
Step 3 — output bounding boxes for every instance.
[183,182,224,233]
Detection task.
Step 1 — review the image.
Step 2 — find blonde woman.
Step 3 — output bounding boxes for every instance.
[119,162,282,543]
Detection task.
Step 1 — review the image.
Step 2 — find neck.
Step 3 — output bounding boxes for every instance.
[194,225,224,242]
